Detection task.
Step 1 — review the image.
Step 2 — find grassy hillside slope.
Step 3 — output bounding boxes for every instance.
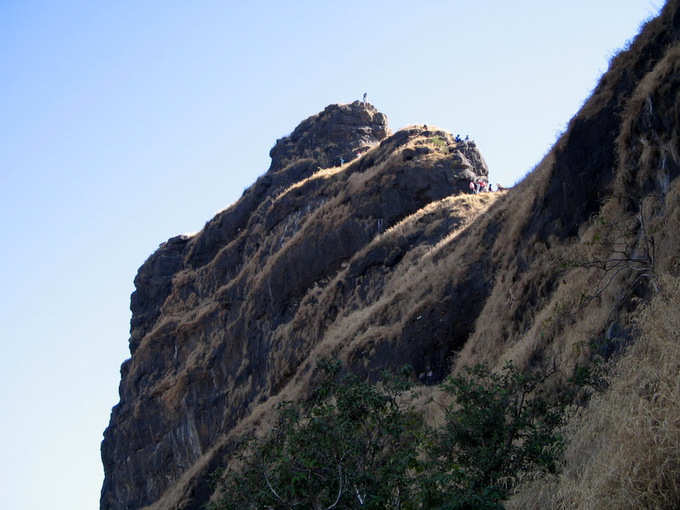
[107,1,680,508]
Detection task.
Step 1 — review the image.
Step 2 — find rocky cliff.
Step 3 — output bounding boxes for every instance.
[101,101,490,510]
[102,2,680,507]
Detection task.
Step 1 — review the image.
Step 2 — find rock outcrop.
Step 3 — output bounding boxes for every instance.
[102,3,680,507]
[269,101,390,172]
[101,103,489,510]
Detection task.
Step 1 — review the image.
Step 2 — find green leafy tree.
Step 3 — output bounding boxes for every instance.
[209,360,424,510]
[420,363,565,509]
[209,361,577,510]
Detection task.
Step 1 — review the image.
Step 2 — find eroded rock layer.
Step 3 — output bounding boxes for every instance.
[101,103,489,510]
[102,4,680,506]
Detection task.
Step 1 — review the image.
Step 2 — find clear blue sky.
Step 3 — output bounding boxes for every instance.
[0,1,663,508]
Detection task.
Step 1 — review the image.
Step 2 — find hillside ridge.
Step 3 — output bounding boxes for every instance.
[101,102,491,510]
[102,2,680,507]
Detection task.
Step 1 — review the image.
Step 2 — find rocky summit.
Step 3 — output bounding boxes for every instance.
[268,101,390,172]
[101,102,490,510]
[102,2,680,507]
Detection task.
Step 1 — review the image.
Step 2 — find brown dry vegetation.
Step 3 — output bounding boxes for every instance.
[112,3,680,509]
[506,8,680,507]
[279,191,500,372]
[508,274,680,510]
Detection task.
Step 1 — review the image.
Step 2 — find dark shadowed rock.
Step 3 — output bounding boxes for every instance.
[129,235,191,354]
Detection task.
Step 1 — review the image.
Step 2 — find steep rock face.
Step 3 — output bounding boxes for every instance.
[181,101,388,271]
[103,4,680,507]
[129,235,191,354]
[101,104,488,510]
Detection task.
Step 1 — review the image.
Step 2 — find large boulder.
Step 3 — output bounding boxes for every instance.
[269,101,390,172]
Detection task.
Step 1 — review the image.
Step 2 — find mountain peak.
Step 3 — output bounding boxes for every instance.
[268,101,390,173]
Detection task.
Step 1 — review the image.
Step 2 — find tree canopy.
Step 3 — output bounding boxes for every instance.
[208,360,579,510]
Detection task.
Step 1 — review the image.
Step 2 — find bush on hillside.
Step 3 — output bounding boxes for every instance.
[208,360,577,509]
[419,363,566,509]
[208,360,423,509]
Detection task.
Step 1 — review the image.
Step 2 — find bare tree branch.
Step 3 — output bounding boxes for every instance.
[263,469,286,506]
[354,484,365,505]
[325,464,343,510]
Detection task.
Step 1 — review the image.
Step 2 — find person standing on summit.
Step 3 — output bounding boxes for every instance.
[362,92,367,104]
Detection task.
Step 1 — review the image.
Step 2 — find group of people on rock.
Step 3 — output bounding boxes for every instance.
[469,179,496,193]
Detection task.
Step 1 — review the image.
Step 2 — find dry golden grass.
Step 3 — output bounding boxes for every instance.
[381,192,497,244]
[135,7,680,505]
[505,30,680,500]
[508,275,680,510]
[313,193,499,356]
[277,165,348,198]
[423,192,505,258]
[273,146,376,203]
